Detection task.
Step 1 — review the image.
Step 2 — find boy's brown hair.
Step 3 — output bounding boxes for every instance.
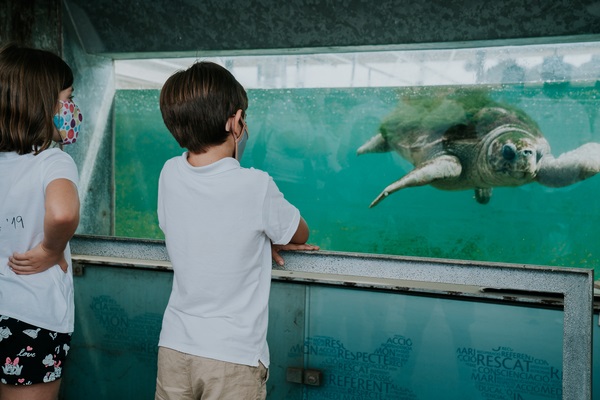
[0,43,73,155]
[159,61,248,153]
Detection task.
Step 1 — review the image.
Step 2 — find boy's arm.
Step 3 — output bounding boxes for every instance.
[8,179,80,275]
[272,217,319,266]
[290,217,309,244]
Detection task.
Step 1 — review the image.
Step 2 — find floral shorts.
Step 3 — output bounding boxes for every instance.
[0,315,72,386]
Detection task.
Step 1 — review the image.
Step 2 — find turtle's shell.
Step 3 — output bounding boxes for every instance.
[379,87,544,169]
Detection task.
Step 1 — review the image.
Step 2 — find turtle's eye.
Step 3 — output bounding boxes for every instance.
[502,143,517,160]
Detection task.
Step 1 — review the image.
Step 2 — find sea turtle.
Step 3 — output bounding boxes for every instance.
[357,87,600,207]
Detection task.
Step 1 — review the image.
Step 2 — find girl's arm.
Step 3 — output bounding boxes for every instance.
[8,179,79,275]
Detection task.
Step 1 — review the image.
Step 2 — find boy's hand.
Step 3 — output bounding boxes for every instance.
[8,243,67,275]
[272,243,320,266]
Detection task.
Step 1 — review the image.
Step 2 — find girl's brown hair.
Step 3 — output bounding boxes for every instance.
[0,43,74,155]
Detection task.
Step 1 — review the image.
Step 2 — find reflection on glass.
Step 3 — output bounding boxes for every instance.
[113,41,600,277]
[115,42,600,89]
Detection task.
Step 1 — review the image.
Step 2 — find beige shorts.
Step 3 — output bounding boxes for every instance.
[155,346,268,400]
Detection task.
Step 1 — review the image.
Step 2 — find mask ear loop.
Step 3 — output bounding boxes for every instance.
[233,135,239,160]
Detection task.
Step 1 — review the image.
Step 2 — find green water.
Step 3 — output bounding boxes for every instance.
[114,84,600,276]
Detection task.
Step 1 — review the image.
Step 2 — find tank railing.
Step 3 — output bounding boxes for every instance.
[70,234,594,400]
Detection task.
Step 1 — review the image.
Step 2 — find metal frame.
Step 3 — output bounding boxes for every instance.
[70,235,594,399]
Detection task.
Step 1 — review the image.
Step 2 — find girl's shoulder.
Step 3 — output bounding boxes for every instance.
[37,147,71,158]
[34,147,75,164]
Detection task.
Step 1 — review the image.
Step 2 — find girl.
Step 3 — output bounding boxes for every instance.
[0,43,82,400]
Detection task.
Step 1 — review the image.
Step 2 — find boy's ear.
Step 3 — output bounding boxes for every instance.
[225,110,244,134]
[233,109,244,136]
[234,109,243,123]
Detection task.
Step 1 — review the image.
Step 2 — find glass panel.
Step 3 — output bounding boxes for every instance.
[294,286,563,400]
[62,268,568,400]
[113,41,600,276]
[62,267,169,399]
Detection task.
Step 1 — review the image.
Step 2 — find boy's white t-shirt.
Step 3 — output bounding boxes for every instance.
[157,154,300,368]
[0,149,79,333]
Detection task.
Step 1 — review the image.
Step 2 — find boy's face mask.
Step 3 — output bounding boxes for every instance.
[234,117,249,161]
[53,100,83,144]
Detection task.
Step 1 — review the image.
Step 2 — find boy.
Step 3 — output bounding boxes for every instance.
[155,61,317,400]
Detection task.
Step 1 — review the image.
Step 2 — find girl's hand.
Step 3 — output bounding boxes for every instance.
[8,243,67,275]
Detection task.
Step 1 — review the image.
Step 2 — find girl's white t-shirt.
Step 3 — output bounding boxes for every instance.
[157,154,300,368]
[0,149,79,333]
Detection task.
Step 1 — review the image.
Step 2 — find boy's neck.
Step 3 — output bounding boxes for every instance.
[186,139,235,167]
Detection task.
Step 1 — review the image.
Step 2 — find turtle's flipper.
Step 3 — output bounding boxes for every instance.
[536,142,600,187]
[370,155,462,207]
[357,133,390,155]
[474,188,492,204]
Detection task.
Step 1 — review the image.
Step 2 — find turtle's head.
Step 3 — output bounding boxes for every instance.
[484,127,547,186]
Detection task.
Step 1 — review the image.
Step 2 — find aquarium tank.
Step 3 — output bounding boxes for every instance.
[112,41,600,277]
